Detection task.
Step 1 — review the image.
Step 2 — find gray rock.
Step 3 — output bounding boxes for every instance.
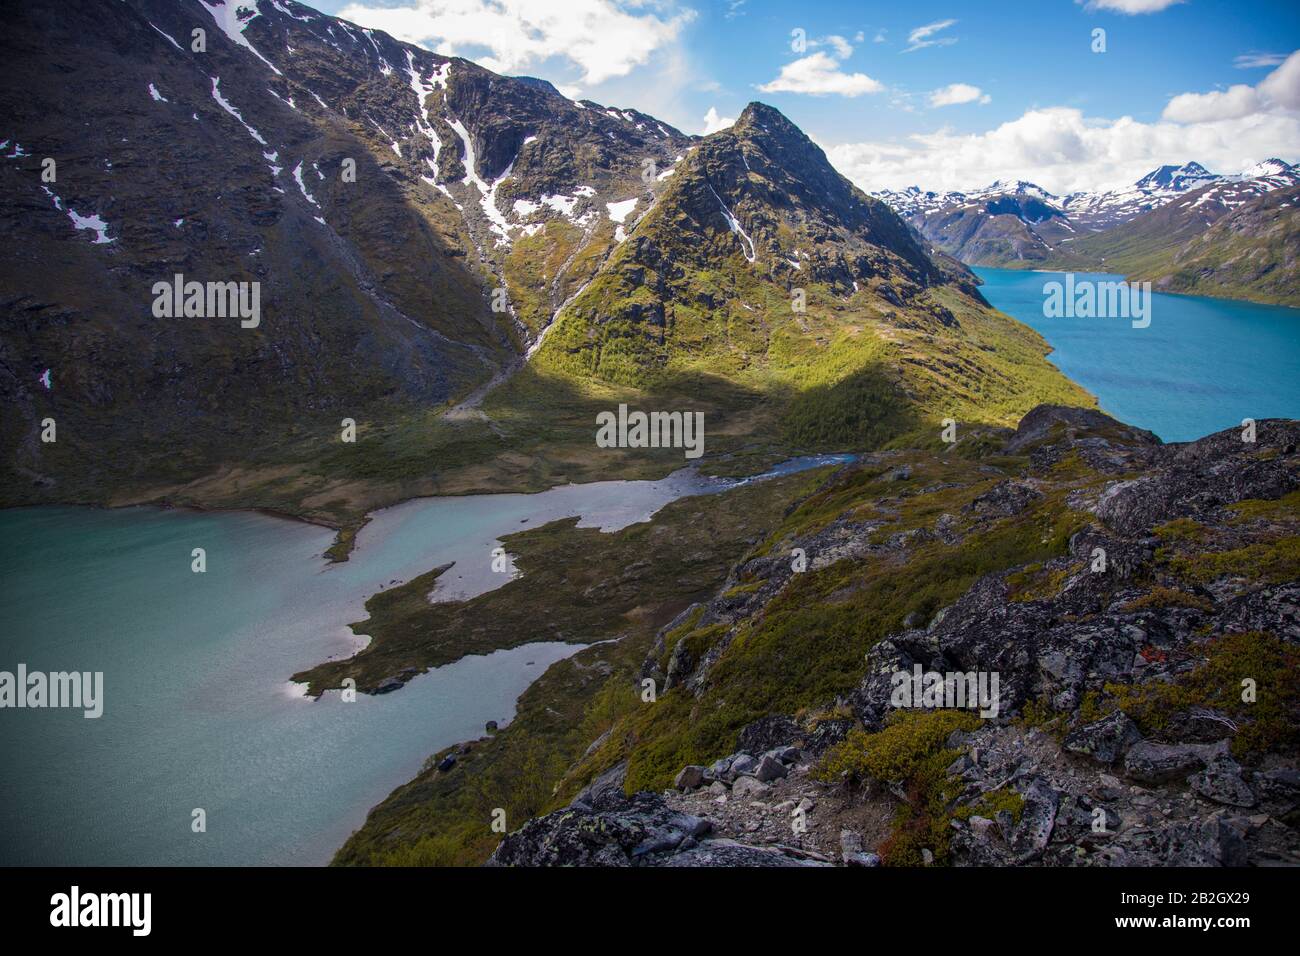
[840,829,880,867]
[569,762,628,811]
[1011,779,1059,862]
[704,756,733,782]
[1189,756,1257,808]
[1064,711,1143,765]
[664,839,831,867]
[1124,740,1211,784]
[754,754,789,783]
[728,754,759,779]
[731,775,770,799]
[1164,814,1249,867]
[674,765,706,791]
[768,745,802,765]
[737,715,801,754]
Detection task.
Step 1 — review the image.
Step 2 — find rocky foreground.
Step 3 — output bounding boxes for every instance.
[490,407,1300,867]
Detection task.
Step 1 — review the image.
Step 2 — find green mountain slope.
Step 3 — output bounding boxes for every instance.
[1126,183,1300,306]
[528,103,1091,451]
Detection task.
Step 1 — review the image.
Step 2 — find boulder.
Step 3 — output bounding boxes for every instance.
[704,756,733,782]
[728,754,759,779]
[754,754,789,783]
[1189,755,1257,808]
[1010,778,1059,863]
[569,762,628,811]
[1124,741,1211,784]
[731,775,770,799]
[1063,711,1143,765]
[674,765,706,791]
[737,715,801,754]
[840,829,881,867]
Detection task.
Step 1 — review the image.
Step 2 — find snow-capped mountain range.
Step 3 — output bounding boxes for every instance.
[872,158,1299,269]
[874,159,1298,233]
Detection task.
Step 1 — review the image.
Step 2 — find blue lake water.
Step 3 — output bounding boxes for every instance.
[974,268,1300,442]
[0,456,848,866]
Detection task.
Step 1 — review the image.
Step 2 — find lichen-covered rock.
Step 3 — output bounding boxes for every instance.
[1064,712,1144,765]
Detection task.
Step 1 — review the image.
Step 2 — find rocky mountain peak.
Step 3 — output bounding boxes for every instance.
[1135,160,1217,192]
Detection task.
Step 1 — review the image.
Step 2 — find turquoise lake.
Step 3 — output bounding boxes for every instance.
[974,268,1300,442]
[0,456,848,865]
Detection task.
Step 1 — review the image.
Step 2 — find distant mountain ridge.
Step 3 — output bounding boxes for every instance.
[873,159,1300,304]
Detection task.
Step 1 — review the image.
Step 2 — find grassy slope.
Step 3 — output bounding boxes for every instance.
[985,185,1299,308]
[1126,184,1300,307]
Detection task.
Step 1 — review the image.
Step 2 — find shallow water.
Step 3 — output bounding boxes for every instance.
[0,455,849,865]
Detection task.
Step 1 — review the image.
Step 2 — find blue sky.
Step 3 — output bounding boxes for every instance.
[306,0,1300,194]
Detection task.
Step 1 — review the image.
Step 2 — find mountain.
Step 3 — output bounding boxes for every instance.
[1060,160,1223,232]
[0,0,1091,551]
[878,162,1232,263]
[0,0,694,514]
[1046,162,1300,305]
[877,160,1300,306]
[334,407,1300,867]
[903,188,1077,266]
[1127,181,1300,306]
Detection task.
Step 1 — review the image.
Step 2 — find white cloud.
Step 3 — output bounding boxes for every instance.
[336,0,694,86]
[1164,49,1300,121]
[701,106,735,134]
[823,35,854,59]
[824,105,1300,195]
[758,52,884,97]
[904,19,957,53]
[831,51,1300,194]
[1079,0,1183,12]
[1259,50,1300,110]
[1162,84,1260,123]
[929,83,989,107]
[1235,52,1288,69]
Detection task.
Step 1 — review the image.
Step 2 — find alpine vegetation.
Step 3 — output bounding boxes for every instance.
[595,404,705,459]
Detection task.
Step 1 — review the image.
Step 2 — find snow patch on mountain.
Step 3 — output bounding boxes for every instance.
[606,198,638,223]
[707,184,755,263]
[199,0,283,76]
[67,207,114,244]
[210,77,267,146]
[292,161,318,206]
